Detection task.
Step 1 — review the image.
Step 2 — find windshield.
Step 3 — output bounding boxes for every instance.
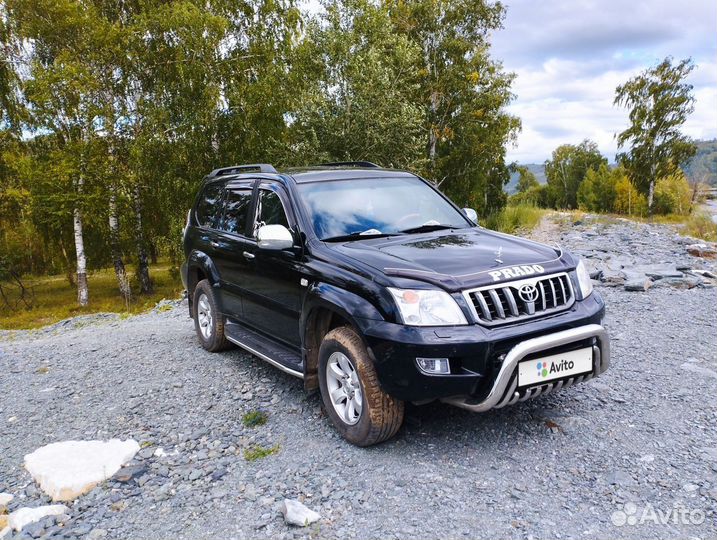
[296,177,471,241]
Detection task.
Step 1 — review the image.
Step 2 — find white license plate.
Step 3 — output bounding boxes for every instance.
[518,347,593,387]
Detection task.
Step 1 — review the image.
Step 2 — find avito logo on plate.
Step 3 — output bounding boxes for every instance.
[538,358,576,378]
[518,349,592,387]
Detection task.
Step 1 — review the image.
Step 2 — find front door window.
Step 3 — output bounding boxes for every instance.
[254,189,289,237]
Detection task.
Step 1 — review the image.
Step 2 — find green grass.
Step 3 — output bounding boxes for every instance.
[0,260,183,330]
[651,211,717,241]
[243,444,280,461]
[481,204,547,234]
[242,410,268,428]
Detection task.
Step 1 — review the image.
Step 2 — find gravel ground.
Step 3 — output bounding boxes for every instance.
[1,216,716,540]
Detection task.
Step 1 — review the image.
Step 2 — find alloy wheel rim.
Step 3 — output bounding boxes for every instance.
[197,294,213,340]
[326,351,363,425]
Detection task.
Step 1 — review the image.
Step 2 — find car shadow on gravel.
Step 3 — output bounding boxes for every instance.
[397,383,599,450]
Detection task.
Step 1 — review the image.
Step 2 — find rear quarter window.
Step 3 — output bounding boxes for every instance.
[195,182,224,228]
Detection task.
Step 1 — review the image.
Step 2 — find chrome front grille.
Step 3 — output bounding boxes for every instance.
[463,272,574,325]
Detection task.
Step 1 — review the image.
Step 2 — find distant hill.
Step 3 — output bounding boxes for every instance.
[683,139,717,186]
[505,163,546,194]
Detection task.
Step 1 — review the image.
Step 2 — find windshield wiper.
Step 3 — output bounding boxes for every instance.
[322,231,403,242]
[399,223,458,234]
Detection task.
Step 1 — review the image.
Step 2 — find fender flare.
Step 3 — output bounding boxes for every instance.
[186,250,222,311]
[300,282,387,392]
[300,282,385,336]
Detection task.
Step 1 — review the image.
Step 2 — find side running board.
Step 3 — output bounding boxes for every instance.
[224,321,304,379]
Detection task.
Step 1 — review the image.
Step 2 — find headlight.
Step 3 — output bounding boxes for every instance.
[388,288,468,326]
[575,259,593,299]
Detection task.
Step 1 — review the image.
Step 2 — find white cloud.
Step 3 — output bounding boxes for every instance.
[493,0,717,163]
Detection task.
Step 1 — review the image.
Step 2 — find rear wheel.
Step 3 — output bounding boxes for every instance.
[318,326,404,446]
[192,279,231,352]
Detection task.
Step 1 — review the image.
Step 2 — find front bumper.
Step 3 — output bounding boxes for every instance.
[357,292,609,407]
[441,324,609,411]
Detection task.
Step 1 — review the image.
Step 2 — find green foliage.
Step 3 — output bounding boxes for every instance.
[481,204,546,234]
[544,140,606,209]
[242,410,268,428]
[243,444,280,461]
[652,172,693,215]
[1,0,520,311]
[572,163,691,217]
[577,164,618,213]
[291,0,425,168]
[513,165,540,193]
[614,174,648,216]
[389,0,520,213]
[0,4,23,130]
[509,184,549,207]
[293,0,519,214]
[615,57,697,211]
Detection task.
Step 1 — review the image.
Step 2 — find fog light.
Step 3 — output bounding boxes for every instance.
[416,357,450,375]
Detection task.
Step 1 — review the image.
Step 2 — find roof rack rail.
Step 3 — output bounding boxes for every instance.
[319,161,380,168]
[207,164,278,178]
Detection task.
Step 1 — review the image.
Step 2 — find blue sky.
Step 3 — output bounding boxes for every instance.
[491,0,717,163]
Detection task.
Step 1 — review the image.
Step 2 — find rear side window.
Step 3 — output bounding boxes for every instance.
[195,182,224,228]
[221,189,253,235]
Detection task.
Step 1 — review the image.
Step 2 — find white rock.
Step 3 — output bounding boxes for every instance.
[0,492,13,508]
[7,505,69,532]
[280,498,321,527]
[24,439,140,501]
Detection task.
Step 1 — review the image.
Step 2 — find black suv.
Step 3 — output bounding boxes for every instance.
[181,162,610,446]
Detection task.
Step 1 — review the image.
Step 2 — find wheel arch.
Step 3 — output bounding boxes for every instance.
[186,250,222,315]
[301,282,384,392]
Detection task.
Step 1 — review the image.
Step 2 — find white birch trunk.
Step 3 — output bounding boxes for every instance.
[73,174,89,306]
[647,162,657,214]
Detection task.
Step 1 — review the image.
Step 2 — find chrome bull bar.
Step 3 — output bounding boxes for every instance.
[441,324,610,412]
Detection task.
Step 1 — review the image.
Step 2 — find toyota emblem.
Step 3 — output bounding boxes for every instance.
[518,284,539,303]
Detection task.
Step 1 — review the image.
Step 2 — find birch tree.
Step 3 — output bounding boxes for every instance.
[615,57,697,213]
[387,0,519,210]
[73,161,88,306]
[9,0,102,306]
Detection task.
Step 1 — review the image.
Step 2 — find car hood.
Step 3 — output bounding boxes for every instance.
[330,227,572,291]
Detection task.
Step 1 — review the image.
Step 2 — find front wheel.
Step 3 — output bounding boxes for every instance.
[318,326,404,446]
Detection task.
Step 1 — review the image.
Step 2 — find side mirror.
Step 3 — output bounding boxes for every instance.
[257,224,294,250]
[462,208,478,223]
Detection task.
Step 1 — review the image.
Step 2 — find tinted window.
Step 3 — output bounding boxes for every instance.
[254,189,289,237]
[195,182,224,228]
[221,189,253,235]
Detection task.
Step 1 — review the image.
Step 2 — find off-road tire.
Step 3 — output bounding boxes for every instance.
[192,279,232,352]
[318,326,404,446]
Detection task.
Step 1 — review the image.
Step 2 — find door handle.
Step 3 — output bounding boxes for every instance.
[242,251,255,260]
[210,241,219,248]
